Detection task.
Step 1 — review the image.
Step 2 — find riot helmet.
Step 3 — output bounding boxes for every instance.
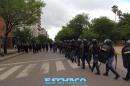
[77,38,82,44]
[83,39,88,44]
[92,39,98,44]
[126,39,130,46]
[104,39,112,45]
[83,39,87,42]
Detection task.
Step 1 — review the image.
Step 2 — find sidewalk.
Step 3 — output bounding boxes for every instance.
[0,49,21,62]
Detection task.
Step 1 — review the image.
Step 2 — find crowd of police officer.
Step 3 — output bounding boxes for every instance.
[60,39,130,81]
[16,38,130,81]
[16,42,59,53]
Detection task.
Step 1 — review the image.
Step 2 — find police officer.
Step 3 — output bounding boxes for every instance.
[81,39,92,69]
[70,39,76,63]
[91,39,100,75]
[16,42,21,53]
[103,39,120,79]
[122,39,130,81]
[49,43,53,52]
[45,43,49,52]
[42,43,45,52]
[32,43,36,53]
[76,39,82,66]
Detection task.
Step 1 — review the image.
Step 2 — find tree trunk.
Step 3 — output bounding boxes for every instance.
[115,13,116,22]
[4,35,7,54]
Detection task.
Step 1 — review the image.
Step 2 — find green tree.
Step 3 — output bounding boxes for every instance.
[112,5,118,22]
[55,27,75,41]
[91,17,115,41]
[14,28,32,43]
[37,34,49,44]
[31,35,52,44]
[118,13,130,26]
[117,13,130,41]
[0,0,45,54]
[67,13,89,39]
[117,10,122,19]
[80,28,99,40]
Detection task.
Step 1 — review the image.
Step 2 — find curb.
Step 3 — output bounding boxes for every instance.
[0,53,23,62]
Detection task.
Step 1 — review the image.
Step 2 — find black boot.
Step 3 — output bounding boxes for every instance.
[82,67,85,69]
[103,73,108,76]
[122,77,129,81]
[114,75,120,80]
[89,65,92,69]
[91,68,93,72]
[95,72,100,75]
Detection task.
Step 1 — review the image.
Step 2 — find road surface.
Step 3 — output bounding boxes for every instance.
[0,51,129,86]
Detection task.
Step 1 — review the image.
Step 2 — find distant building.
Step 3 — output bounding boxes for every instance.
[26,24,40,37]
[38,27,49,38]
[22,24,49,38]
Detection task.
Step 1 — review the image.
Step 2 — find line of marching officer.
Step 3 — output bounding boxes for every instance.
[62,39,130,81]
[16,42,51,53]
[16,42,62,53]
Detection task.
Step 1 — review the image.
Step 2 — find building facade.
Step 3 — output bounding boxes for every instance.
[38,27,49,38]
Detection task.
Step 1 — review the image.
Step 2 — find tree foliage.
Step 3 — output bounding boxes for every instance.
[91,17,115,40]
[80,29,99,40]
[0,0,45,35]
[67,13,89,39]
[37,34,51,44]
[55,13,90,41]
[14,28,32,43]
[118,13,130,26]
[55,27,75,41]
[0,0,45,54]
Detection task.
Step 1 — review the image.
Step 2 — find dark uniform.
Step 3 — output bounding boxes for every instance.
[49,43,53,51]
[91,39,100,75]
[102,39,120,79]
[122,40,130,81]
[17,43,21,53]
[76,39,82,66]
[81,39,92,69]
[32,43,36,53]
[42,43,45,52]
[45,43,49,52]
[70,40,76,63]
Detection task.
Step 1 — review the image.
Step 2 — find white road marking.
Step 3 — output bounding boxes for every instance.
[0,58,65,67]
[0,65,22,80]
[16,64,36,78]
[56,61,65,71]
[40,62,49,74]
[0,67,6,71]
[70,85,88,86]
[67,60,79,69]
[71,85,88,86]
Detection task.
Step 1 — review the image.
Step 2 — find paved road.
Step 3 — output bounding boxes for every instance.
[0,51,129,86]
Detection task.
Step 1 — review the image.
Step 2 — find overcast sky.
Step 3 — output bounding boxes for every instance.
[41,0,130,40]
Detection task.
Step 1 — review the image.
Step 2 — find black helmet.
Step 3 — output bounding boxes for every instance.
[126,39,130,45]
[77,39,82,42]
[77,39,82,44]
[92,39,98,44]
[104,39,112,45]
[83,39,87,42]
